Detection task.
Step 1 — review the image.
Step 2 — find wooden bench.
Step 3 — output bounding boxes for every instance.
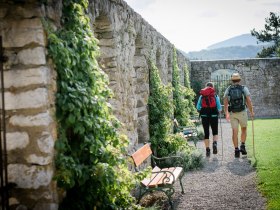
[131,143,185,209]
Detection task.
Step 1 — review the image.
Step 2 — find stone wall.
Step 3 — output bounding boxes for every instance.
[88,0,190,149]
[0,0,189,209]
[191,59,280,117]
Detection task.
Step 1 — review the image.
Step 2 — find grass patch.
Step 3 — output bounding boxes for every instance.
[246,118,280,210]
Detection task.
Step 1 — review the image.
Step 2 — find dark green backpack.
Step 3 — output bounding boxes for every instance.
[228,85,245,112]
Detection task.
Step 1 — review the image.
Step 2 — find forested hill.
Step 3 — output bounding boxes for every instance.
[184,33,269,60]
[185,45,264,60]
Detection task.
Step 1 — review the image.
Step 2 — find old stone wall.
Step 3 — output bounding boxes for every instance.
[0,1,61,209]
[88,0,189,150]
[0,0,189,209]
[191,59,280,117]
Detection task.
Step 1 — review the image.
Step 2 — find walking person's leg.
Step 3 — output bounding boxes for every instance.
[202,117,211,157]
[239,111,248,155]
[210,116,219,154]
[230,113,240,157]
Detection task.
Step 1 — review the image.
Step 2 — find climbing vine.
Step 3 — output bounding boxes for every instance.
[148,60,173,156]
[148,59,202,168]
[172,47,190,126]
[183,64,197,115]
[47,1,140,209]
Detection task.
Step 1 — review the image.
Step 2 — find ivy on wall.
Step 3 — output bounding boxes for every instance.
[148,59,202,168]
[183,64,197,115]
[148,60,173,156]
[47,0,140,209]
[172,47,191,126]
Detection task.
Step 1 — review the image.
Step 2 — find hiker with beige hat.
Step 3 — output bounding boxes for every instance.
[223,73,254,158]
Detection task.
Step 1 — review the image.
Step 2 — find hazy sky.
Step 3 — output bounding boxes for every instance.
[124,0,280,52]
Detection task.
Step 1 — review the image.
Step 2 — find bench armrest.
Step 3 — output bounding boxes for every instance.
[152,155,185,170]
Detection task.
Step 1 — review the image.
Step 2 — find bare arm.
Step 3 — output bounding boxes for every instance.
[223,97,230,121]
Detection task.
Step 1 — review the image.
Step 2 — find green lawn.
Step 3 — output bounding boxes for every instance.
[246,119,280,210]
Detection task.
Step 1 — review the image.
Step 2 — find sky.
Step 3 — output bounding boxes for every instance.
[124,0,280,53]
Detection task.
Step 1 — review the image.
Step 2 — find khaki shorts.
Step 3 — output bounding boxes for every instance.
[229,110,248,129]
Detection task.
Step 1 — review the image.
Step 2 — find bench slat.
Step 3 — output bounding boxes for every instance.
[141,166,183,187]
[141,166,161,186]
[131,144,153,167]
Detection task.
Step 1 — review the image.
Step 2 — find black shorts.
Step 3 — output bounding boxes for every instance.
[201,116,218,139]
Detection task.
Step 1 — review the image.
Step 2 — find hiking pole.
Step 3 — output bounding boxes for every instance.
[251,115,256,160]
[219,113,224,162]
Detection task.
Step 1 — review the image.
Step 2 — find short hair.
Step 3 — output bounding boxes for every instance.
[206,82,214,87]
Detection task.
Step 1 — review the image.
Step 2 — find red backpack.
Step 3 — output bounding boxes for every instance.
[200,87,216,108]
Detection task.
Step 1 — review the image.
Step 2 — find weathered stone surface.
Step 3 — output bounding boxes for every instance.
[6,132,29,151]
[26,154,52,165]
[4,67,50,88]
[3,18,45,48]
[10,112,53,127]
[18,47,46,65]
[34,203,58,210]
[5,88,48,110]
[37,132,55,154]
[8,164,53,189]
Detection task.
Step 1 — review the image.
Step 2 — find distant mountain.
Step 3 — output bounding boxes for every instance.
[185,45,265,60]
[184,33,270,60]
[207,34,263,50]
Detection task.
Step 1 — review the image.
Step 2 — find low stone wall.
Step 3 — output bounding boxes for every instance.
[0,0,189,209]
[191,58,280,117]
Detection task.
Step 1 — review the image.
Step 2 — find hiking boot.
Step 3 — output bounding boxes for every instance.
[240,144,247,155]
[213,141,218,154]
[206,148,210,157]
[235,148,240,158]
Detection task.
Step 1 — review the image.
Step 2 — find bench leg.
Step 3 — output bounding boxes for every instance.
[164,187,175,210]
[179,173,185,194]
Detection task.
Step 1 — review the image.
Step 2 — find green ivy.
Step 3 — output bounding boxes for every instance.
[148,60,202,167]
[46,0,140,209]
[183,64,197,115]
[172,47,190,126]
[148,60,173,157]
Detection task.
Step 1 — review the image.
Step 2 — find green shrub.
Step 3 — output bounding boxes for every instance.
[172,48,190,126]
[148,60,173,156]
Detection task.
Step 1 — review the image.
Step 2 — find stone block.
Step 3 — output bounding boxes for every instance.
[26,154,52,165]
[3,18,45,48]
[18,47,46,66]
[8,164,53,189]
[6,132,29,151]
[5,88,48,110]
[37,132,54,154]
[4,67,50,89]
[133,55,147,67]
[9,111,53,127]
[34,203,58,210]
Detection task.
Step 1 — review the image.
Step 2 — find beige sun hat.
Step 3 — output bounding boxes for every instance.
[231,73,241,81]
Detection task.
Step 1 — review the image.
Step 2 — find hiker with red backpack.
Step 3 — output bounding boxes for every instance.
[196,82,222,157]
[223,73,254,158]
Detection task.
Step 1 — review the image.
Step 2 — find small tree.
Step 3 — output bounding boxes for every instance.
[251,12,280,57]
[148,60,174,157]
[183,64,197,116]
[172,48,190,126]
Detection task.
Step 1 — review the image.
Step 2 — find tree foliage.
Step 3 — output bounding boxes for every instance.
[47,1,140,209]
[148,60,202,168]
[148,60,174,156]
[183,65,197,115]
[251,12,280,57]
[172,48,191,126]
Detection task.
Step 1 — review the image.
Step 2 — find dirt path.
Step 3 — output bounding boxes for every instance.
[173,119,266,210]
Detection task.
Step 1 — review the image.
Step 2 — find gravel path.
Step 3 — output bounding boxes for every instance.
[173,119,266,210]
